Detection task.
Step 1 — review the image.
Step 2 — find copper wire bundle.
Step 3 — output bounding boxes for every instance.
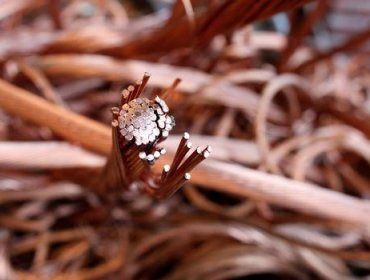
[0,1,369,280]
[95,73,210,200]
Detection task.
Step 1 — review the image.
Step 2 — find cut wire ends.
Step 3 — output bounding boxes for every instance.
[101,73,210,200]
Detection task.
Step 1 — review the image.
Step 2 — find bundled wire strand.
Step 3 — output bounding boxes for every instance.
[95,73,210,199]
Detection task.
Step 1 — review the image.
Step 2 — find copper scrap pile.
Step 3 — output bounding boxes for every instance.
[0,0,370,279]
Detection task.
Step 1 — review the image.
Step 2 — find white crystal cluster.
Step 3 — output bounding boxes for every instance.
[118,97,175,145]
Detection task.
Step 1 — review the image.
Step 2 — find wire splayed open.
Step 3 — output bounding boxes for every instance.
[96,73,211,200]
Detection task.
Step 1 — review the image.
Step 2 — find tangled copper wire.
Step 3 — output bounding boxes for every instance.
[0,1,369,280]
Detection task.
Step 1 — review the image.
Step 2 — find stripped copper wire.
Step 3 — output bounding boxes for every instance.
[161,78,181,99]
[138,72,151,97]
[156,134,210,200]
[99,73,210,199]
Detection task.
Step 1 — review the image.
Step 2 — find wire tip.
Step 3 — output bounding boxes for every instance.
[163,164,170,172]
[203,150,210,158]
